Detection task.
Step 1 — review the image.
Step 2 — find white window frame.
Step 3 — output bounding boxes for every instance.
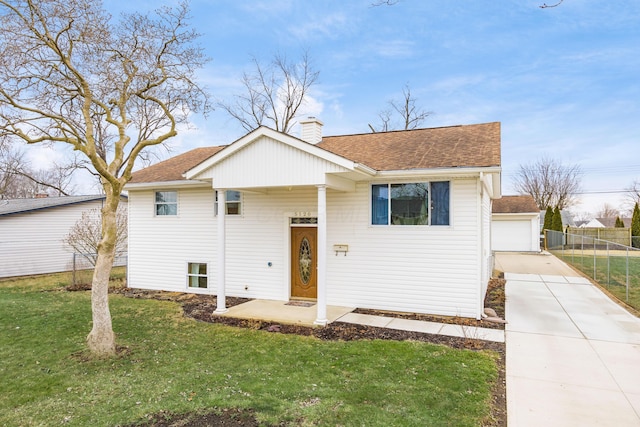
[215,190,242,216]
[155,190,178,216]
[186,262,208,289]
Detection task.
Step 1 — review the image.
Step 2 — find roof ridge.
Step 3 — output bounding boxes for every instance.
[322,121,498,139]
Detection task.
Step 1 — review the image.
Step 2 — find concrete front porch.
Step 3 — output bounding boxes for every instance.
[215,299,356,326]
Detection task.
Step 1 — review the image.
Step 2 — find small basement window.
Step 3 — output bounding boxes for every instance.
[187,262,208,289]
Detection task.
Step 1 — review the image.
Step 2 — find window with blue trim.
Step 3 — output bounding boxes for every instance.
[371,181,450,226]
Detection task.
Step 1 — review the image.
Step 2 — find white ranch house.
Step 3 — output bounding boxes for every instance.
[126,119,501,323]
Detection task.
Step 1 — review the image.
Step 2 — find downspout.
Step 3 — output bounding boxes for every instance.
[214,189,228,313]
[477,172,485,320]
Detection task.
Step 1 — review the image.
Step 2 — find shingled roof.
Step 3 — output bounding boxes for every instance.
[318,122,501,171]
[492,195,539,214]
[0,195,108,216]
[129,146,225,184]
[129,122,500,184]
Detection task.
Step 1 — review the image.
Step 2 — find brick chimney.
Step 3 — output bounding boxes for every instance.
[299,117,323,144]
[35,193,49,198]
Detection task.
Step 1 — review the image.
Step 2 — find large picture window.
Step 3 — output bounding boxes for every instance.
[371,181,450,226]
[155,191,177,216]
[215,190,242,215]
[187,262,208,289]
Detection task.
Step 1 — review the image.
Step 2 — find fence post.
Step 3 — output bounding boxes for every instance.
[626,247,630,302]
[593,237,597,280]
[606,242,610,286]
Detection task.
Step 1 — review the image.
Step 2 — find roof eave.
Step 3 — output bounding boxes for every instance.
[354,163,377,176]
[0,195,128,216]
[125,180,211,191]
[374,165,501,179]
[493,212,540,217]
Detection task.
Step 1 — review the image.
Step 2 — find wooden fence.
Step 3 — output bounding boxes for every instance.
[566,227,631,247]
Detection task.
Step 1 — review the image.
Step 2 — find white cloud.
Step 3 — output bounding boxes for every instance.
[288,13,350,41]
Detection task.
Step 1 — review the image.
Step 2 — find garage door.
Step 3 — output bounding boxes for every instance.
[492,220,533,252]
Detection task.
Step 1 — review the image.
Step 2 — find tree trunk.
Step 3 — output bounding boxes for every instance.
[86,193,119,356]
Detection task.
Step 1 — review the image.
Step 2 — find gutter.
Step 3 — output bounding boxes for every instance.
[124,180,211,191]
[374,166,501,180]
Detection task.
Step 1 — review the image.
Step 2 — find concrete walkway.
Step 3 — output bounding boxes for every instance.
[500,252,640,426]
[220,299,505,343]
[338,312,505,343]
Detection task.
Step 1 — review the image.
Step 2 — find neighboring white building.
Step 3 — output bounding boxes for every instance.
[491,195,541,252]
[580,218,606,228]
[0,195,125,278]
[125,120,501,322]
[579,217,632,228]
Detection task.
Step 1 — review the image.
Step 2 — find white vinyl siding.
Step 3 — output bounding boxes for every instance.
[0,200,107,278]
[480,187,493,316]
[128,187,216,294]
[223,188,318,300]
[128,178,485,318]
[326,179,480,317]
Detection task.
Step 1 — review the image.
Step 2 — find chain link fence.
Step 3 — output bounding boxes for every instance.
[70,253,127,287]
[544,230,640,311]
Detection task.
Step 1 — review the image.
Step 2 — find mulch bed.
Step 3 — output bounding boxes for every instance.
[74,278,507,426]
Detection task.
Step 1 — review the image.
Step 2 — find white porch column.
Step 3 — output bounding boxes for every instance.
[214,189,228,313]
[315,185,328,325]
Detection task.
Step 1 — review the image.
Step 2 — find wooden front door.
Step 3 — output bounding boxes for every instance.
[290,227,317,299]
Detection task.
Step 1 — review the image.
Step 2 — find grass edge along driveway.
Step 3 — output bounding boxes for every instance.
[0,273,499,426]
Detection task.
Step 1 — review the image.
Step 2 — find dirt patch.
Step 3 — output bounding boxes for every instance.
[126,408,262,427]
[80,278,507,426]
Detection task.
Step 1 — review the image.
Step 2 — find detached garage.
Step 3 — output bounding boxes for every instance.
[491,195,540,252]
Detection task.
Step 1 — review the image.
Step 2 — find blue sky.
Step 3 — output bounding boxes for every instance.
[40,0,640,215]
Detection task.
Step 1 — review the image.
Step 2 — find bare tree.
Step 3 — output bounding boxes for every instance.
[64,206,128,265]
[217,52,319,134]
[0,143,76,197]
[596,203,620,218]
[625,180,640,209]
[0,0,209,356]
[370,84,432,132]
[513,157,582,210]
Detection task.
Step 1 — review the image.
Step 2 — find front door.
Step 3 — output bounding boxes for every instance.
[290,227,317,299]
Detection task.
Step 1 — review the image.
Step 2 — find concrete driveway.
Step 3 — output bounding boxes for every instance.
[496,252,640,426]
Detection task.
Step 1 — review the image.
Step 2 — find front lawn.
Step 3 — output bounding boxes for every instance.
[0,273,499,426]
